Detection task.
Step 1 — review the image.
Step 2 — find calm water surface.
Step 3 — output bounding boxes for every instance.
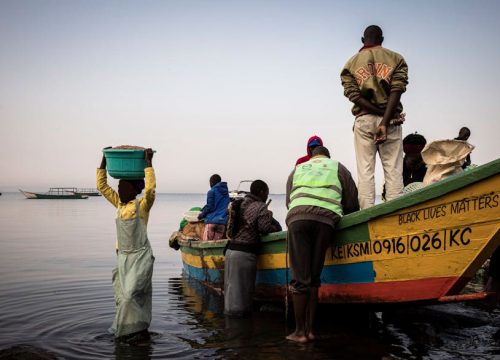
[1,192,500,359]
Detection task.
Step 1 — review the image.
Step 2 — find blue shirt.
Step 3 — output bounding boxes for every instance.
[199,182,230,225]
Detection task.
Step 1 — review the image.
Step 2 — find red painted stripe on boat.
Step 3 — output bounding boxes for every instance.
[318,276,460,304]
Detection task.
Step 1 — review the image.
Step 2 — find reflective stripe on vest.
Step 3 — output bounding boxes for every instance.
[289,157,343,215]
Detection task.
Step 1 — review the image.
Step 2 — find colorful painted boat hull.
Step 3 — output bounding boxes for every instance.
[174,159,500,304]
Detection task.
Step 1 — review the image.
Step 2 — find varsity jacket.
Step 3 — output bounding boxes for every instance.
[341,45,408,117]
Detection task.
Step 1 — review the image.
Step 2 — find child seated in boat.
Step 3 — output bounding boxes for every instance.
[198,174,230,240]
[96,148,155,343]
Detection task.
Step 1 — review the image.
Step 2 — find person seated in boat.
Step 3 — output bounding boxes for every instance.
[403,133,427,187]
[198,174,230,241]
[454,126,472,169]
[285,146,359,343]
[224,180,282,318]
[96,148,155,343]
[295,135,323,165]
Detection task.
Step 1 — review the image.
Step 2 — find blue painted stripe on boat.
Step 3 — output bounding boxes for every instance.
[325,261,375,284]
[256,261,374,285]
[183,261,374,285]
[183,263,223,284]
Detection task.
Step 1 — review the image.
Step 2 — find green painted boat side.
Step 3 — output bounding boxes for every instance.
[177,158,500,255]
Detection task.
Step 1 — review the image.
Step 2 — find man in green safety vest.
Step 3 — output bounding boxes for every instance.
[285,146,359,343]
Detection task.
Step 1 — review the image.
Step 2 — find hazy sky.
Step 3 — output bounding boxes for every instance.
[1,0,499,193]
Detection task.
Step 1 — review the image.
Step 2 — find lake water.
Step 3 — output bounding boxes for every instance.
[1,192,500,359]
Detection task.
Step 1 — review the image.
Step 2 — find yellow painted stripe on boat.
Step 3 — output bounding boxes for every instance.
[183,222,498,275]
[182,251,287,270]
[373,224,498,282]
[181,252,225,269]
[257,253,286,269]
[369,177,500,240]
[365,178,500,281]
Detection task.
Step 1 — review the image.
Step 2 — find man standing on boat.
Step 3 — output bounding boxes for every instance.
[341,25,408,209]
[286,146,359,343]
[198,174,230,240]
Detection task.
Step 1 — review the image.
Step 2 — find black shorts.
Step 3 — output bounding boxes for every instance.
[288,220,334,294]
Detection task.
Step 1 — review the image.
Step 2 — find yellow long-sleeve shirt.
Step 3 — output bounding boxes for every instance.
[96,167,156,222]
[97,167,156,249]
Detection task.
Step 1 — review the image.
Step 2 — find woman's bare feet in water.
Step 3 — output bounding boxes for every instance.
[307,332,315,341]
[286,331,308,343]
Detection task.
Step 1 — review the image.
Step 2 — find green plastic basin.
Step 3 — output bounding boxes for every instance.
[103,149,152,180]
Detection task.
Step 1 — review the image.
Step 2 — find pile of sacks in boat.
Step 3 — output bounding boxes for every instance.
[403,137,474,194]
[169,207,205,250]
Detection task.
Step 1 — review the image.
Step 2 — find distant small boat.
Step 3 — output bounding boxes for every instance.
[19,188,89,199]
[74,188,101,196]
[229,180,253,199]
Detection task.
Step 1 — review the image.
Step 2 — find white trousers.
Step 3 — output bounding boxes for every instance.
[354,114,404,209]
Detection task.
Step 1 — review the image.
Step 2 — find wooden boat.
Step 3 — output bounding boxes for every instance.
[228,180,253,199]
[19,188,89,199]
[74,188,101,196]
[170,158,500,305]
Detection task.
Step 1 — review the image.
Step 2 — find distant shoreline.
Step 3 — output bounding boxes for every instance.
[0,191,286,196]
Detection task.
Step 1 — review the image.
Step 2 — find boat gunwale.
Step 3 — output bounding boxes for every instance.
[177,158,500,249]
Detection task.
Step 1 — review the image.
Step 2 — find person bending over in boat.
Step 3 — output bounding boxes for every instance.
[224,180,282,317]
[286,146,359,343]
[198,174,230,241]
[96,148,155,343]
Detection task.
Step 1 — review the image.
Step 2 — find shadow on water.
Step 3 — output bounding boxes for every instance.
[169,276,500,360]
[168,276,394,359]
[113,337,154,360]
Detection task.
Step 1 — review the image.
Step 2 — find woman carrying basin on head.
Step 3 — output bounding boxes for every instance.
[96,147,156,342]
